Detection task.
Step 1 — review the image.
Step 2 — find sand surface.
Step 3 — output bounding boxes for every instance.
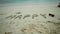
[0,2,60,34]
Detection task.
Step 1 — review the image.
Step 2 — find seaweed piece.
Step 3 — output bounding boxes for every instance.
[49,13,55,17]
[5,32,12,34]
[40,14,46,18]
[23,15,30,19]
[32,14,38,19]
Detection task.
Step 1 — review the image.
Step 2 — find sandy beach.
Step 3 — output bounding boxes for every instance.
[0,2,60,34]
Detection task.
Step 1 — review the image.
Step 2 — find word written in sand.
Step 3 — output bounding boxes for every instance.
[6,12,56,20]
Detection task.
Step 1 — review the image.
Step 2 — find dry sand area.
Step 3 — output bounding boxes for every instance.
[0,2,60,34]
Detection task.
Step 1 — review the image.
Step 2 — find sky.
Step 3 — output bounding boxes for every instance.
[0,0,60,4]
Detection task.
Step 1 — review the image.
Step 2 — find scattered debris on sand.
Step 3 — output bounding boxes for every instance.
[20,23,50,34]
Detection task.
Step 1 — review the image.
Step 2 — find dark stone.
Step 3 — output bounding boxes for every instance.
[57,2,60,8]
[49,13,55,17]
[58,5,60,7]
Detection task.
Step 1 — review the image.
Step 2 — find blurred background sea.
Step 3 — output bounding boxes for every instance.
[0,0,60,4]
